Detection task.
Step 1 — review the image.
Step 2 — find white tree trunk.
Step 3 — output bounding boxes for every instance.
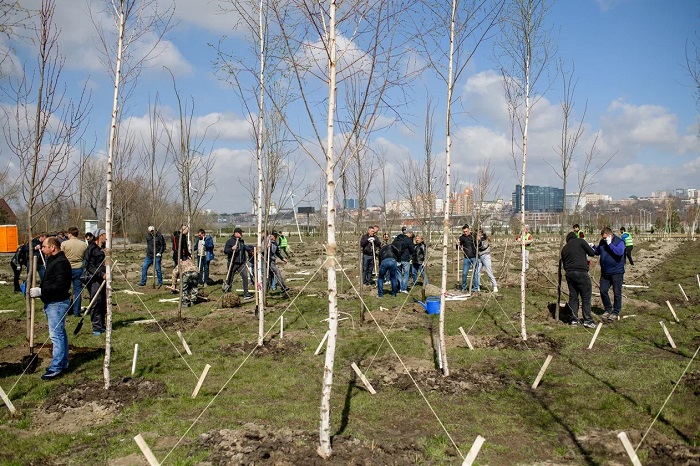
[519,47,531,342]
[438,0,457,378]
[104,0,126,390]
[256,0,266,347]
[318,0,338,458]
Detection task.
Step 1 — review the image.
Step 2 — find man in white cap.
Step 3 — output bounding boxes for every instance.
[138,225,165,287]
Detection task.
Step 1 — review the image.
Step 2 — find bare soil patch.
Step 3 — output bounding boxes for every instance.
[221,339,304,360]
[33,378,166,433]
[196,422,435,465]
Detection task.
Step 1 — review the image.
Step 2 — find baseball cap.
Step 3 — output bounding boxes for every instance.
[234,227,243,235]
[401,226,407,232]
[148,226,155,231]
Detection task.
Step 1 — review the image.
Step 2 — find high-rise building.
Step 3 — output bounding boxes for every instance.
[512,185,564,212]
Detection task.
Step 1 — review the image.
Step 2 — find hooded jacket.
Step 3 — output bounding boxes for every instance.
[595,234,626,275]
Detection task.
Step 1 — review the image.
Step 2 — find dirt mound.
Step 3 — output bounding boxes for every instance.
[197,422,434,465]
[221,339,304,360]
[33,377,166,433]
[472,333,561,352]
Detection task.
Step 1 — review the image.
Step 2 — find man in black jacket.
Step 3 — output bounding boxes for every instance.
[84,229,107,335]
[377,241,400,297]
[359,226,378,285]
[223,228,252,299]
[139,226,166,287]
[29,237,71,380]
[394,228,415,293]
[172,225,191,265]
[560,231,596,327]
[457,224,478,293]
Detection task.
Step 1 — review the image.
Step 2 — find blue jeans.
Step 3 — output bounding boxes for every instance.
[71,267,83,316]
[377,258,398,297]
[139,255,163,286]
[462,257,479,292]
[197,255,210,284]
[600,272,624,316]
[44,299,69,372]
[398,260,411,291]
[410,263,428,286]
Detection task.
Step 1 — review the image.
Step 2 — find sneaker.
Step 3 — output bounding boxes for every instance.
[610,314,619,322]
[399,290,409,294]
[137,283,145,287]
[569,319,579,326]
[157,284,163,289]
[493,287,498,293]
[243,294,254,300]
[582,321,597,329]
[93,331,103,336]
[41,369,62,380]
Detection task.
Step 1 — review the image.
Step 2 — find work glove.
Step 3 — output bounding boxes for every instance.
[588,242,596,249]
[156,253,161,257]
[29,287,41,298]
[368,237,375,243]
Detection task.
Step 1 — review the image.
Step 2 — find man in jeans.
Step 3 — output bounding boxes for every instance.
[457,224,479,293]
[61,227,87,316]
[29,237,72,380]
[560,231,596,327]
[138,226,165,287]
[593,227,626,323]
[359,226,378,286]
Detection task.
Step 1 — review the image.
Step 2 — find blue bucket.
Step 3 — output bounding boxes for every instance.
[426,296,440,315]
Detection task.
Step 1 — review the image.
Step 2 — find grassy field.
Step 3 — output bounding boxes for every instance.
[0,234,698,465]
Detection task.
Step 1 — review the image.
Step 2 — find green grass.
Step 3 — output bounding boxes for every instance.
[0,237,699,464]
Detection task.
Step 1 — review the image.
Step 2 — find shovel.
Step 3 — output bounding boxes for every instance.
[21,257,39,373]
[74,280,106,335]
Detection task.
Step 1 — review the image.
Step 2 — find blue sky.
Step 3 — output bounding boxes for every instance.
[1,0,698,214]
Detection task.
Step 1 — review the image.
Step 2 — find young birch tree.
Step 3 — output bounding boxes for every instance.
[415,0,504,375]
[92,0,172,389]
[497,0,554,340]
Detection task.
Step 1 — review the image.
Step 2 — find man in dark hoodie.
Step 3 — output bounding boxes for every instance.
[29,236,71,380]
[223,228,252,299]
[84,229,107,335]
[393,227,415,293]
[377,241,400,297]
[359,226,379,286]
[458,224,479,293]
[561,231,596,327]
[138,226,166,287]
[593,227,626,323]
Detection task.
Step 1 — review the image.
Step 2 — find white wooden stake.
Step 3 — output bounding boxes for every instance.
[616,432,642,466]
[280,316,284,339]
[191,364,211,398]
[531,355,553,389]
[314,331,329,355]
[697,274,700,290]
[350,362,376,395]
[0,384,16,414]
[437,344,443,369]
[462,435,486,466]
[458,327,474,350]
[587,323,603,350]
[679,284,689,301]
[134,434,160,466]
[131,344,139,375]
[0,309,16,314]
[176,330,192,355]
[665,301,680,322]
[660,321,677,349]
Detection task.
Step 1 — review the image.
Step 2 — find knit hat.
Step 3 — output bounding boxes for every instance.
[94,228,106,237]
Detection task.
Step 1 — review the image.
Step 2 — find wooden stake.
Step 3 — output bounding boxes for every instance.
[665,301,680,322]
[616,432,642,466]
[0,310,16,314]
[697,274,700,290]
[176,330,192,355]
[350,362,376,395]
[587,323,603,349]
[314,331,329,355]
[0,384,16,414]
[131,344,138,375]
[679,284,689,301]
[280,316,284,339]
[133,434,160,466]
[458,327,474,350]
[462,435,486,466]
[191,364,211,398]
[660,321,677,349]
[531,355,553,389]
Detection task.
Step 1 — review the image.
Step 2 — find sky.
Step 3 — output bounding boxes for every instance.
[1,0,698,215]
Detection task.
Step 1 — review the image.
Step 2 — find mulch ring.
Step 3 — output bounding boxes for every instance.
[220,339,304,360]
[196,422,437,465]
[471,332,561,353]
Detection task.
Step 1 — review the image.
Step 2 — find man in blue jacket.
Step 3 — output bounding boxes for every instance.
[593,227,626,323]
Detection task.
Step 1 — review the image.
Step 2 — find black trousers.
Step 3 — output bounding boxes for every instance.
[624,245,634,265]
[90,280,106,332]
[566,270,593,323]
